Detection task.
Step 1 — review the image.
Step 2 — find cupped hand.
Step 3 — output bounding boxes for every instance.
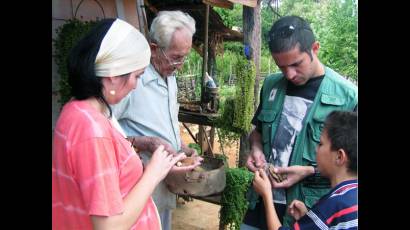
[169,155,204,173]
[288,200,308,221]
[246,149,266,172]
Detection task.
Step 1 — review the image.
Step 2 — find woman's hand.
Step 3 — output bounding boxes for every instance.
[144,145,186,184]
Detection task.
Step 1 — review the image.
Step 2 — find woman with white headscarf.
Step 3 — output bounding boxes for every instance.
[52,18,186,230]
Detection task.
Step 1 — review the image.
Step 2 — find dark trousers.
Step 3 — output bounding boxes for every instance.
[242,198,286,230]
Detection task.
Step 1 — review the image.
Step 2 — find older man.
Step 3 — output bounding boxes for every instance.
[111,11,200,230]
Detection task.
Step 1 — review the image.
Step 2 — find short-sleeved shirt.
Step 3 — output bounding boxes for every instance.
[52,100,161,230]
[279,179,358,230]
[111,64,181,213]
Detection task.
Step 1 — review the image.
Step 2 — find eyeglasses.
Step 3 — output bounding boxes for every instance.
[269,25,312,41]
[159,47,186,67]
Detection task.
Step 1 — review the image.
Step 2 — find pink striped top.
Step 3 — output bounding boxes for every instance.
[52,100,161,230]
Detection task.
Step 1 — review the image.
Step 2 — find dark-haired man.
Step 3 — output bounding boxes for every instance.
[241,15,357,229]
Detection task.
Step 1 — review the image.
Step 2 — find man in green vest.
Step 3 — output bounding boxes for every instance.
[240,16,357,229]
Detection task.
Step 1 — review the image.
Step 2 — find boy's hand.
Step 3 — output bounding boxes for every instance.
[270,165,314,188]
[288,200,308,221]
[253,169,273,199]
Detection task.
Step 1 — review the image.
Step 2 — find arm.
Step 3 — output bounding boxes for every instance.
[128,136,177,156]
[91,145,186,230]
[271,165,315,189]
[246,128,267,172]
[253,169,282,230]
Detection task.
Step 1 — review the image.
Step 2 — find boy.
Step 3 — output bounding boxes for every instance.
[253,111,357,230]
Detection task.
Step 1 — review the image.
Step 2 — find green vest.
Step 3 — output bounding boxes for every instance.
[247,66,357,227]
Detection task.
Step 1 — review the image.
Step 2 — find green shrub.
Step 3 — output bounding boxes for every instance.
[53,19,98,106]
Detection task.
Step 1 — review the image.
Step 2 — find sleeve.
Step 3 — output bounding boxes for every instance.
[291,210,326,230]
[70,138,124,216]
[251,85,263,132]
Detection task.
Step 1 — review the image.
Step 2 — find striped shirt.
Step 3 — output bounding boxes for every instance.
[52,100,161,230]
[280,179,358,230]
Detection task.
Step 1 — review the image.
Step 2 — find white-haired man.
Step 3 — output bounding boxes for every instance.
[112,11,201,230]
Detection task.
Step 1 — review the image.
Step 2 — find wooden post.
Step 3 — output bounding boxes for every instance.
[238,1,261,167]
[199,4,210,154]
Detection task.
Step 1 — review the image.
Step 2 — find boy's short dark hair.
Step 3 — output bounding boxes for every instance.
[324,111,357,173]
[268,15,315,60]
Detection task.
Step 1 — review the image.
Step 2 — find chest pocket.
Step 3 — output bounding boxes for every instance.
[257,109,278,144]
[303,93,346,164]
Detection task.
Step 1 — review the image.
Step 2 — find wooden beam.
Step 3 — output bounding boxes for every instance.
[227,0,257,7]
[202,0,233,9]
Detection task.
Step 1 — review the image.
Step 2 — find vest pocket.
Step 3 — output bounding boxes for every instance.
[257,109,277,144]
[303,117,323,163]
[303,94,346,162]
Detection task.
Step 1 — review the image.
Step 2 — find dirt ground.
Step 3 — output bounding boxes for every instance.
[171,123,239,230]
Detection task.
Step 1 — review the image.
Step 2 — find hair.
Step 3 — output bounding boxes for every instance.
[149,10,196,49]
[324,111,357,173]
[268,15,316,60]
[67,18,115,117]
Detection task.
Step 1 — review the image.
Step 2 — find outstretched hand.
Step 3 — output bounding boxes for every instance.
[270,165,314,189]
[169,155,204,173]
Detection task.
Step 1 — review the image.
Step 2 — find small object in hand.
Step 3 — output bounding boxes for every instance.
[266,164,284,183]
[176,156,196,167]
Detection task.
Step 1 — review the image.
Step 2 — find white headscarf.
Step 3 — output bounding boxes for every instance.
[95,19,151,77]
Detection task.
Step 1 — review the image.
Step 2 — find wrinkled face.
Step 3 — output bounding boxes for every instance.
[103,68,145,104]
[272,42,319,86]
[151,28,192,77]
[316,129,336,177]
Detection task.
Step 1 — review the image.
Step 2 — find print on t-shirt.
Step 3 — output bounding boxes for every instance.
[270,95,313,204]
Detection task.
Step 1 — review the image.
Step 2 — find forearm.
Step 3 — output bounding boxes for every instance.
[92,172,160,230]
[128,136,155,152]
[249,128,263,153]
[262,195,282,230]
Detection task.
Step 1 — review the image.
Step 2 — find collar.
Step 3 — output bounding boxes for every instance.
[141,64,171,88]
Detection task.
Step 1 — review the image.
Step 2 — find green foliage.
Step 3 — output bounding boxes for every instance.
[317,0,358,81]
[188,143,202,155]
[233,57,255,133]
[276,0,357,82]
[53,19,98,106]
[220,167,254,230]
[215,56,255,146]
[213,4,243,29]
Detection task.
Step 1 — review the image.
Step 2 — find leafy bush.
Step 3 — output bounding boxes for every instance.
[53,19,98,106]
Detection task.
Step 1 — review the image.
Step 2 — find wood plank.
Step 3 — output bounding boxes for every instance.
[227,0,257,7]
[202,0,233,9]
